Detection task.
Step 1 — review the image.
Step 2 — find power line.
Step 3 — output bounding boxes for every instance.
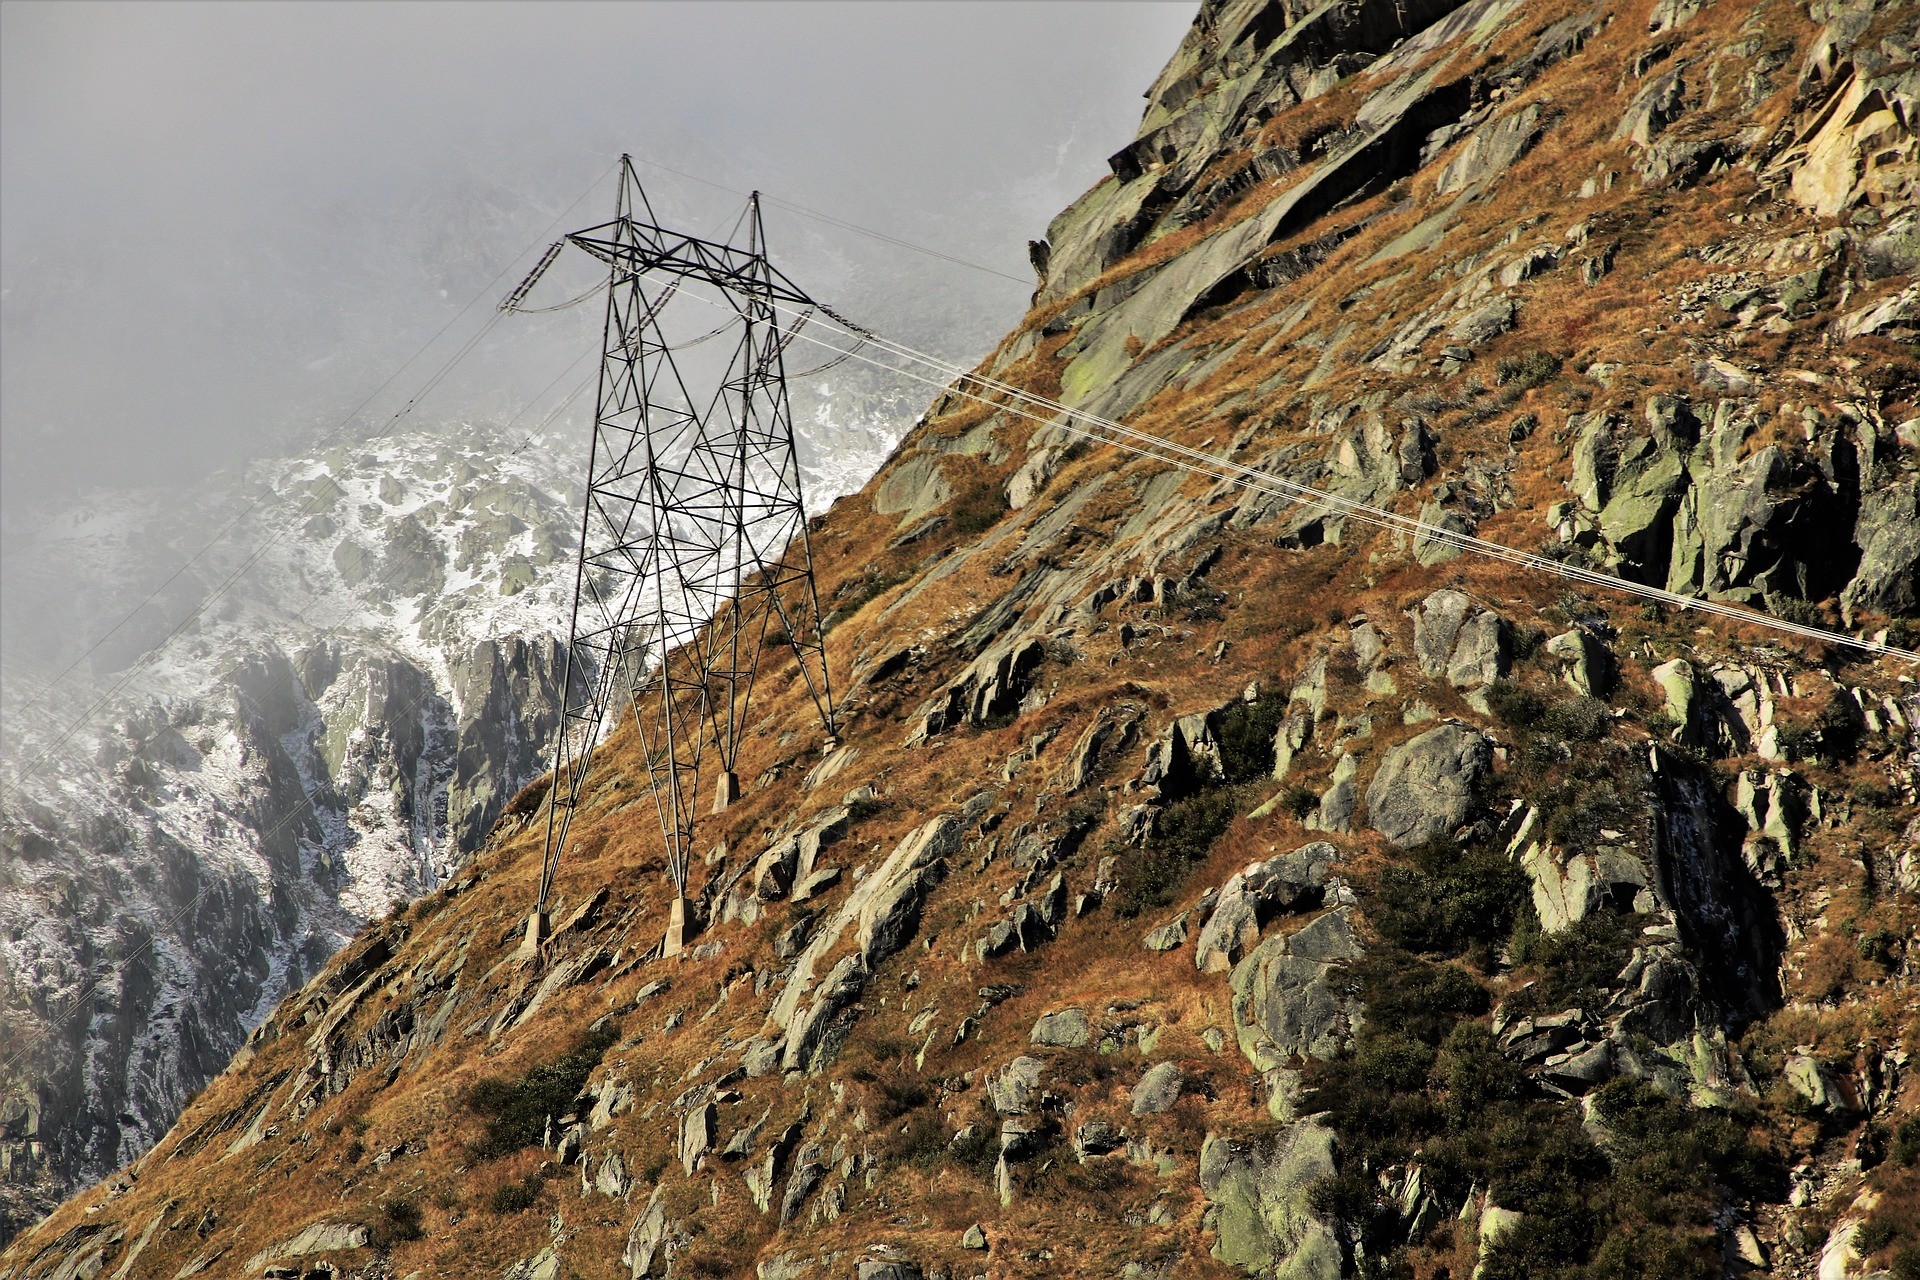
[622,153,1034,287]
[676,286,1920,665]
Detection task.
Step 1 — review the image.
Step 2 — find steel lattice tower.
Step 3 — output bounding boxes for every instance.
[519,157,837,956]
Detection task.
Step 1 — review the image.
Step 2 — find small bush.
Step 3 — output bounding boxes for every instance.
[1859,1217,1900,1255]
[1213,689,1288,782]
[1280,783,1318,819]
[465,1022,619,1160]
[1358,953,1490,1045]
[947,476,1008,537]
[1495,350,1562,389]
[886,1111,950,1168]
[1774,722,1819,760]
[1814,692,1865,762]
[489,1174,543,1214]
[1370,837,1529,958]
[1307,1171,1379,1224]
[1541,696,1611,742]
[949,1122,1000,1178]
[371,1197,425,1245]
[1489,682,1548,732]
[1768,594,1824,627]
[1893,1114,1920,1166]
[1114,787,1243,917]
[1509,911,1644,1011]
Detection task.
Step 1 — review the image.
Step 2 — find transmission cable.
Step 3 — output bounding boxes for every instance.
[673,286,1919,665]
[622,153,1032,286]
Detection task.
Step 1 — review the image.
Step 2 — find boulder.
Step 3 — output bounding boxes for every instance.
[856,1263,924,1280]
[1229,910,1363,1073]
[1365,724,1493,847]
[1131,1062,1185,1115]
[1784,1053,1858,1117]
[505,1249,564,1280]
[872,451,951,522]
[1843,478,1920,619]
[1198,1122,1343,1279]
[1448,296,1517,347]
[1144,912,1191,951]
[1192,847,1338,972]
[1544,628,1615,696]
[243,1224,370,1275]
[1310,753,1359,834]
[987,1057,1047,1114]
[1435,103,1546,195]
[1597,435,1688,583]
[1411,590,1508,687]
[1030,1008,1094,1049]
[681,1101,715,1175]
[623,1184,675,1276]
[593,1151,631,1197]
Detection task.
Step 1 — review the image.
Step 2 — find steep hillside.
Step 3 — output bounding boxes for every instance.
[6,0,1917,1278]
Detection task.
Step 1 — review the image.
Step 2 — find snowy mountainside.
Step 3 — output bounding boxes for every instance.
[0,419,585,1235]
[0,338,940,1239]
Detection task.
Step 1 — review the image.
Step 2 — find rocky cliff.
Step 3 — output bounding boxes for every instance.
[0,423,586,1239]
[5,0,1918,1277]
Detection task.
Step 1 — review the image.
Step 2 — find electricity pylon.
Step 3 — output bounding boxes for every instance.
[513,156,838,957]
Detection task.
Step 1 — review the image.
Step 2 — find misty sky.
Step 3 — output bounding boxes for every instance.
[1,1,1195,514]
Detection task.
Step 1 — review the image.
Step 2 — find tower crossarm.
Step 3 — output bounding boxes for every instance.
[566,221,818,312]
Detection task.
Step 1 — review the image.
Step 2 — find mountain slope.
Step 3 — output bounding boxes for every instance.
[6,0,1918,1277]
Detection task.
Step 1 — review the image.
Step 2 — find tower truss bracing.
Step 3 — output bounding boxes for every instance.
[522,157,838,945]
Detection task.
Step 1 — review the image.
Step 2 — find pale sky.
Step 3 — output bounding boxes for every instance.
[0,1,1196,512]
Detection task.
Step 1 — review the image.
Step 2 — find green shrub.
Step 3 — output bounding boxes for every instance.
[1212,690,1288,782]
[489,1174,543,1214]
[1893,1114,1920,1166]
[1358,953,1490,1044]
[1774,721,1818,760]
[1307,1171,1379,1224]
[947,477,1007,536]
[948,1121,1000,1178]
[1489,681,1548,732]
[1814,691,1865,762]
[1509,911,1644,1012]
[1859,1217,1900,1255]
[886,1111,950,1169]
[1894,1247,1920,1280]
[1114,787,1243,918]
[1303,916,1780,1278]
[371,1197,425,1244]
[1495,350,1562,389]
[1280,783,1318,818]
[464,1022,619,1159]
[1370,837,1529,958]
[1542,696,1612,742]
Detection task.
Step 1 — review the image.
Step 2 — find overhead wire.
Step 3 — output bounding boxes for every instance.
[674,285,1920,665]
[621,153,1033,287]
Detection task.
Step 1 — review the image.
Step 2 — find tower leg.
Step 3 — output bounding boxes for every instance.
[713,770,739,813]
[516,909,548,962]
[663,895,690,958]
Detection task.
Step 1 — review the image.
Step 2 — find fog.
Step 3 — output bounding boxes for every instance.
[0,0,1193,700]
